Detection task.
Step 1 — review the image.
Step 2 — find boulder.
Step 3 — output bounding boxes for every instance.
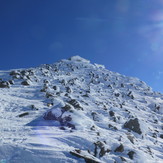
[114,144,124,152]
[128,151,135,159]
[21,80,30,86]
[0,81,10,88]
[109,111,115,117]
[124,118,142,134]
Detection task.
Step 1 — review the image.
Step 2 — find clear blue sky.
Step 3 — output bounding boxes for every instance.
[0,0,163,93]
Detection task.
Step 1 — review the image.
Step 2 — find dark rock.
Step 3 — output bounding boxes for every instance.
[108,124,117,130]
[60,126,66,130]
[53,86,57,90]
[8,80,14,85]
[0,81,10,88]
[40,87,47,92]
[94,141,110,158]
[18,112,29,117]
[46,92,54,98]
[66,87,71,93]
[62,104,72,112]
[91,112,99,121]
[90,125,96,131]
[114,144,124,152]
[30,105,38,110]
[82,94,89,97]
[120,156,126,161]
[127,91,134,99]
[160,134,163,139]
[121,83,124,87]
[109,111,115,117]
[66,122,75,129]
[124,118,142,134]
[127,151,135,159]
[21,80,30,86]
[43,79,49,84]
[115,93,120,97]
[10,70,20,76]
[56,92,60,96]
[68,99,83,110]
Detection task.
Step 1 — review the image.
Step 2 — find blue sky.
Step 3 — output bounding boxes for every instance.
[0,0,163,93]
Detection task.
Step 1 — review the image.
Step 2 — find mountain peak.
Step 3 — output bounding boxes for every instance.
[69,55,90,63]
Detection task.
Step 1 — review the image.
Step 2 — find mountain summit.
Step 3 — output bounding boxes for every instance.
[0,56,163,163]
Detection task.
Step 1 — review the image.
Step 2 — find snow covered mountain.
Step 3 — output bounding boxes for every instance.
[0,56,163,163]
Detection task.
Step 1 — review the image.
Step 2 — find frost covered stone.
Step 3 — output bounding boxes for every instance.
[124,118,142,134]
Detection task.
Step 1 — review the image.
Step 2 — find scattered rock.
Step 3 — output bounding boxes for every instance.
[160,134,163,139]
[115,93,120,97]
[21,80,30,86]
[10,70,20,76]
[70,149,100,163]
[127,91,134,99]
[114,144,124,152]
[108,124,117,130]
[62,104,72,112]
[8,80,14,85]
[18,112,29,117]
[94,141,110,157]
[66,86,71,93]
[53,86,57,90]
[30,105,38,110]
[124,118,142,134]
[109,111,115,117]
[121,83,124,87]
[0,81,10,88]
[46,92,54,98]
[120,156,126,161]
[127,151,135,159]
[68,99,83,110]
[91,112,99,121]
[126,134,134,144]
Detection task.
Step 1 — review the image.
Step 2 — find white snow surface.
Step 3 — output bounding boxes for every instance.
[0,56,163,163]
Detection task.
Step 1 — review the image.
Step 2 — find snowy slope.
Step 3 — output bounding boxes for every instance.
[0,56,163,163]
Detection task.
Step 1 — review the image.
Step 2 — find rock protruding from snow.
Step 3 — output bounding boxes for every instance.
[124,118,142,134]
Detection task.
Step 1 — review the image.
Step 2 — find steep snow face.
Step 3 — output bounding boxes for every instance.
[0,56,163,163]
